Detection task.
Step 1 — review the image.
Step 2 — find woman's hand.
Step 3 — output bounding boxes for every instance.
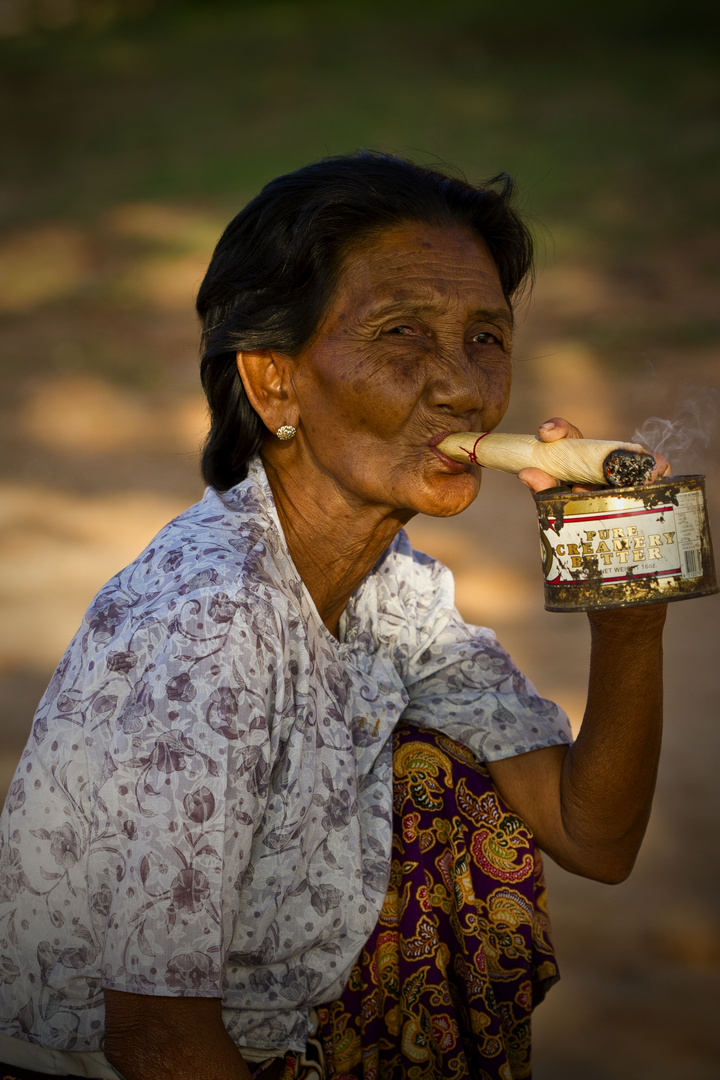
[103,990,253,1080]
[516,417,584,493]
[516,416,671,493]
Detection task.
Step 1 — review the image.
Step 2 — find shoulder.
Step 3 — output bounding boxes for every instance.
[62,472,299,688]
[125,476,278,593]
[33,477,296,747]
[89,472,290,625]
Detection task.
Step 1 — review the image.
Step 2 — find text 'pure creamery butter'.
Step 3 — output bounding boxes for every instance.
[534,476,718,611]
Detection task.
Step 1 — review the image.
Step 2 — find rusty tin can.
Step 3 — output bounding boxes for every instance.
[535,475,719,612]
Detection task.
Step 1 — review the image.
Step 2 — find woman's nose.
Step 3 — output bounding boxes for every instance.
[426,347,482,415]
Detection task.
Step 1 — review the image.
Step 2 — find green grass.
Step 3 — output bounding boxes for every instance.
[2,0,718,243]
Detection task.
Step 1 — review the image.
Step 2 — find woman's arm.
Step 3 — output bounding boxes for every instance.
[103,989,253,1080]
[486,416,668,884]
[486,602,666,883]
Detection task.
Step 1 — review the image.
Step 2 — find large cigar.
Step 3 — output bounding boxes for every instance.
[437,432,656,487]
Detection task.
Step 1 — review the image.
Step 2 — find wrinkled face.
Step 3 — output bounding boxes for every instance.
[288,220,514,519]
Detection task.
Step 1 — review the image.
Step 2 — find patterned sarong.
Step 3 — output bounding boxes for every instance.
[315,724,559,1080]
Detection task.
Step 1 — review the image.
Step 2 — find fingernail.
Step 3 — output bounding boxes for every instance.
[539,421,555,431]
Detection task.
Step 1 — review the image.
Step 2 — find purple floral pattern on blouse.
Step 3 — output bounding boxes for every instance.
[0,458,570,1056]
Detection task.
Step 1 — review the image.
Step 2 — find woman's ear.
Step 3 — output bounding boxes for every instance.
[236,350,298,434]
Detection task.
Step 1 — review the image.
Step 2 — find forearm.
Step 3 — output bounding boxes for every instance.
[107,1034,252,1080]
[488,602,667,883]
[103,990,253,1080]
[558,603,666,879]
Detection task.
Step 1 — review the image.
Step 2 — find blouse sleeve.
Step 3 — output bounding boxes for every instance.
[377,533,573,761]
[401,610,572,761]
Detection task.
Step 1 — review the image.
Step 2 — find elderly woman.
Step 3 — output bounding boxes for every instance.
[0,153,667,1080]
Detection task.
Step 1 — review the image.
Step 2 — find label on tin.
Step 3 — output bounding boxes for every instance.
[675,491,703,580]
[540,498,704,585]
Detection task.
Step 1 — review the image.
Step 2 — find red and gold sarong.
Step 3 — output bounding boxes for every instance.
[315,724,559,1080]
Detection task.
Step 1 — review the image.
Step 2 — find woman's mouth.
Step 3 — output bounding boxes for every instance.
[428,433,470,473]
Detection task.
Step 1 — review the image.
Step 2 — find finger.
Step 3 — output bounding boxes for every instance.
[537,417,584,442]
[517,467,560,493]
[649,452,671,481]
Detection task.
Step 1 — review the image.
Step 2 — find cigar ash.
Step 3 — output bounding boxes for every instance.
[602,449,655,487]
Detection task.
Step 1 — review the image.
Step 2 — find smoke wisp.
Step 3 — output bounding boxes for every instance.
[633,383,720,474]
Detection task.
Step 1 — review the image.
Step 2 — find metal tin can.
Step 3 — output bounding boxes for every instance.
[535,475,719,612]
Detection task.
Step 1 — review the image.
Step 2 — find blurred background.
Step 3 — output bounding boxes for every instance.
[0,0,718,1076]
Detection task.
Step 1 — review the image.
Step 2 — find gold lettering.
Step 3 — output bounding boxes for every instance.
[555,544,565,556]
[617,551,629,563]
[598,529,610,539]
[612,528,624,538]
[663,532,676,544]
[649,548,662,560]
[596,541,611,554]
[627,525,638,536]
[570,556,583,568]
[633,549,646,562]
[613,539,629,551]
[600,553,613,565]
[584,530,596,541]
[581,542,594,555]
[648,534,662,547]
[567,543,580,556]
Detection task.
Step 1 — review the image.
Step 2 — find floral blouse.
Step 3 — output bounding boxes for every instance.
[0,457,571,1056]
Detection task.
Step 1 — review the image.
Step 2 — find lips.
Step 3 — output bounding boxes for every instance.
[428,432,470,473]
[428,430,464,448]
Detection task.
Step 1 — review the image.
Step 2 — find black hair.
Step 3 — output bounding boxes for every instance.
[196,150,534,490]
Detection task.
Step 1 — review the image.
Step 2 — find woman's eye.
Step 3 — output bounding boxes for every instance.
[387,325,415,335]
[473,331,502,345]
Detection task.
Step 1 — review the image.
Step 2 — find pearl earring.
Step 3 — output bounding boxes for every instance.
[276,424,297,441]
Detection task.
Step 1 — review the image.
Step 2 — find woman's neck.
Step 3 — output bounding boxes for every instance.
[261,455,411,638]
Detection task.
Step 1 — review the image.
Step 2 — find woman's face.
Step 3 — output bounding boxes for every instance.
[285,220,514,520]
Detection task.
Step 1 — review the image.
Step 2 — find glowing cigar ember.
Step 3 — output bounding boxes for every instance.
[437,432,656,487]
